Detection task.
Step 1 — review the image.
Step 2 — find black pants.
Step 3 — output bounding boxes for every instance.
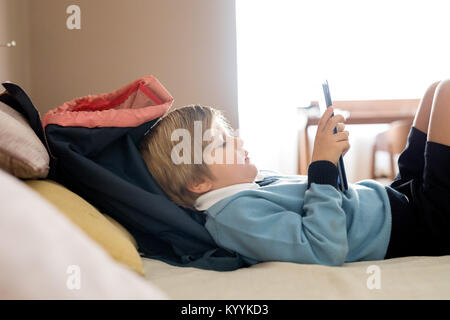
[384,127,450,258]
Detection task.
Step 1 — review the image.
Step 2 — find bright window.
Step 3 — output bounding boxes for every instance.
[236,0,450,178]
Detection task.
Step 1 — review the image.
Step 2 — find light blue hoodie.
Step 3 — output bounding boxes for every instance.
[194,162,392,266]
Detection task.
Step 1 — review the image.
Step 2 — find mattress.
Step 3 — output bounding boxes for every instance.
[143,255,450,299]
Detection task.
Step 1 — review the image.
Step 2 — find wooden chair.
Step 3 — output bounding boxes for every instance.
[371,119,413,180]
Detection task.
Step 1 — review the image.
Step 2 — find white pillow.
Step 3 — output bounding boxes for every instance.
[0,101,49,179]
[0,168,168,299]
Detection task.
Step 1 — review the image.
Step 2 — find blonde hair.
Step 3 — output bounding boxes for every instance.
[138,105,233,209]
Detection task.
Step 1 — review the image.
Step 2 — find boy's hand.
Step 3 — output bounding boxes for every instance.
[311,106,350,166]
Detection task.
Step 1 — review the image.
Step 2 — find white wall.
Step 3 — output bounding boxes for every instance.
[0,0,31,94]
[29,0,239,128]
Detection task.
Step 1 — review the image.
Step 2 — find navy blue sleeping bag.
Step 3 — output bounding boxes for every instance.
[1,78,251,271]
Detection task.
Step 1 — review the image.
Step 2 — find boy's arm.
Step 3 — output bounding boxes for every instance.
[206,181,348,266]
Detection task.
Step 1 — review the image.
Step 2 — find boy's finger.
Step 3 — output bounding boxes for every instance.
[325,114,345,133]
[334,130,349,141]
[318,107,334,132]
[337,140,351,152]
[336,122,345,132]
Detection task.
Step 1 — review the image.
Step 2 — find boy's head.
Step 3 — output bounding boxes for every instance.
[139,105,258,209]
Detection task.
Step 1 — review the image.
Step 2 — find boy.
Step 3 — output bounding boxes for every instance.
[139,81,450,266]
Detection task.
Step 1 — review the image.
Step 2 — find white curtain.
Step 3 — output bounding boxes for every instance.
[236,0,450,181]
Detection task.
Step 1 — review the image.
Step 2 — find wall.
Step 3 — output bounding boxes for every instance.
[0,0,31,95]
[29,0,239,128]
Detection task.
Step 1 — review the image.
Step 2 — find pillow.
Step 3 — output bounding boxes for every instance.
[0,101,49,179]
[0,168,167,299]
[24,179,145,276]
[104,214,138,249]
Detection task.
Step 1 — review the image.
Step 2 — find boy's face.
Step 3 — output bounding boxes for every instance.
[187,118,258,194]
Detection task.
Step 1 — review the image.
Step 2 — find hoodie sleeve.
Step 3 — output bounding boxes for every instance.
[307,160,339,190]
[205,162,349,266]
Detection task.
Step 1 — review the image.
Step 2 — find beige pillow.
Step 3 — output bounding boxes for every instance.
[25,179,145,276]
[0,101,49,179]
[0,168,167,299]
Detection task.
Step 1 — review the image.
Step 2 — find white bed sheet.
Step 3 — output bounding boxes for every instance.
[143,256,450,299]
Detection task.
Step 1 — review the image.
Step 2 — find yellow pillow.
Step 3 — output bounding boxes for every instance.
[24,179,145,276]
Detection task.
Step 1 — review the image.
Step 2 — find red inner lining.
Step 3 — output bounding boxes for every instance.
[72,81,163,112]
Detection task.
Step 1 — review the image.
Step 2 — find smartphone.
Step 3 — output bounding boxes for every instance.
[322,80,348,192]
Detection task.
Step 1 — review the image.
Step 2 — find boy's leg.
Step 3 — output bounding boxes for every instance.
[417,79,450,254]
[385,82,439,258]
[428,79,450,145]
[413,81,441,134]
[390,81,440,189]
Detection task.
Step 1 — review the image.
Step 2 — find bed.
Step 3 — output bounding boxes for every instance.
[142,256,450,299]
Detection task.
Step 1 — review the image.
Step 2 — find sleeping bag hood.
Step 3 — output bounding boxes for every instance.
[1,76,247,271]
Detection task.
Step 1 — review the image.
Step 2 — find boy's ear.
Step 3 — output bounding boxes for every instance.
[187,178,213,194]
